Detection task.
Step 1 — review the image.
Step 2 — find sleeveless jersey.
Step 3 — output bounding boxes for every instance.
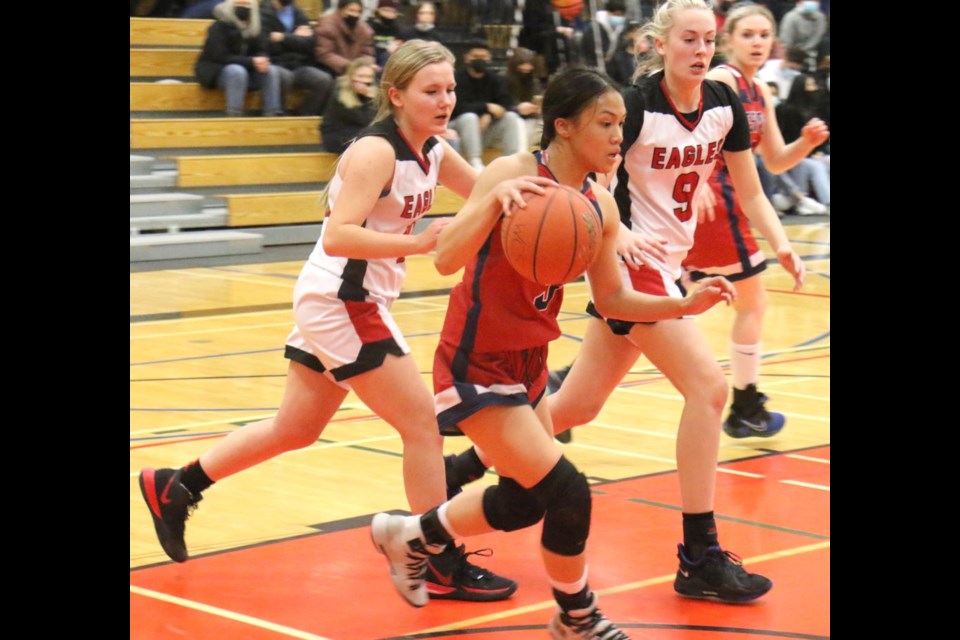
[439,151,604,353]
[612,71,751,282]
[712,64,765,174]
[683,65,767,277]
[306,118,444,302]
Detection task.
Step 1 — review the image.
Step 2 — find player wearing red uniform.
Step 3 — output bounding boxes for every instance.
[682,2,829,438]
[371,66,734,638]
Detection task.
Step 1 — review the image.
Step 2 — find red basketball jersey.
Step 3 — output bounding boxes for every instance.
[439,151,603,352]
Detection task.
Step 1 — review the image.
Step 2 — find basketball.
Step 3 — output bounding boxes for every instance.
[551,0,584,20]
[501,184,602,286]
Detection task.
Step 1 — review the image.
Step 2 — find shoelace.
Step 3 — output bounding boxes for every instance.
[453,545,495,579]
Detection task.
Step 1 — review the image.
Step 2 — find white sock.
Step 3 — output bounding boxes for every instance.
[437,502,462,541]
[549,566,589,594]
[731,341,761,390]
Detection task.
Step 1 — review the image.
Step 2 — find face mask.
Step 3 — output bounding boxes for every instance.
[801,1,819,13]
[608,15,625,29]
[771,96,781,108]
[344,15,359,28]
[278,0,294,6]
[415,22,434,32]
[379,16,396,27]
[469,59,488,74]
[719,1,733,11]
[234,7,251,21]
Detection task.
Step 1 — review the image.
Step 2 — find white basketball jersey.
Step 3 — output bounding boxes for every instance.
[308,118,445,302]
[612,72,751,281]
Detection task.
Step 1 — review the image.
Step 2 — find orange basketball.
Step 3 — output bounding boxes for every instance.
[501,184,602,286]
[551,0,584,20]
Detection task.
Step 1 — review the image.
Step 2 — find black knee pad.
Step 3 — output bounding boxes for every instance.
[529,456,592,556]
[482,477,546,532]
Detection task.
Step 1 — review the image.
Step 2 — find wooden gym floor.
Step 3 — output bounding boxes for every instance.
[130,221,830,639]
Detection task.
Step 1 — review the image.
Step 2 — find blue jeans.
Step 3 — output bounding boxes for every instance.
[217,63,282,116]
[449,111,527,163]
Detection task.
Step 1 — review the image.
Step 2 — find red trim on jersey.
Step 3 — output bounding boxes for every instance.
[344,300,394,343]
[627,263,670,296]
[659,79,703,130]
[394,125,431,174]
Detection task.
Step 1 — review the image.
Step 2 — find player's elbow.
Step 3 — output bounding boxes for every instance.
[434,251,461,276]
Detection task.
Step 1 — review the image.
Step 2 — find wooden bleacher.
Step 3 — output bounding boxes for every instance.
[130,17,211,47]
[225,186,465,227]
[130,48,198,78]
[129,13,478,261]
[131,116,321,150]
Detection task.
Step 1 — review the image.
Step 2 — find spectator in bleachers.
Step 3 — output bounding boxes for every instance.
[261,0,335,116]
[195,0,284,117]
[579,0,627,76]
[757,44,806,101]
[314,0,377,77]
[320,57,378,153]
[518,0,580,81]
[778,0,827,71]
[774,73,830,213]
[368,0,404,69]
[447,39,526,170]
[179,0,221,18]
[399,1,442,43]
[605,21,649,88]
[504,47,544,149]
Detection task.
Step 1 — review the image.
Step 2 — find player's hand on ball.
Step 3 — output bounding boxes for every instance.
[776,246,805,290]
[495,176,553,217]
[681,276,736,315]
[616,224,668,270]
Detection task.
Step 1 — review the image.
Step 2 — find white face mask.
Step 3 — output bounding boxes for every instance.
[801,1,820,13]
[608,15,626,29]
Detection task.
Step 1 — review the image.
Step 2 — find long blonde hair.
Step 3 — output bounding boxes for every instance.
[319,40,455,213]
[633,0,712,80]
[335,57,378,109]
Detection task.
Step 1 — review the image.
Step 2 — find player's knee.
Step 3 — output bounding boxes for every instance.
[561,396,604,429]
[482,477,546,532]
[529,456,592,556]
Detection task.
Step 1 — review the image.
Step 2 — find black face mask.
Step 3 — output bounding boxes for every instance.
[380,16,396,27]
[344,15,359,28]
[469,59,488,74]
[235,7,251,21]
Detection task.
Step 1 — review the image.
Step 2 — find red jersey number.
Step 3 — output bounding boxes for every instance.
[671,172,700,222]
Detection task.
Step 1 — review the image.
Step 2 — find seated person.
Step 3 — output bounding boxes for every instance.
[194,0,283,117]
[447,39,525,170]
[320,57,377,154]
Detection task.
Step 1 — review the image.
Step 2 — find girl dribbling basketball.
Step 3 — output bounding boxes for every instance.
[372,66,734,638]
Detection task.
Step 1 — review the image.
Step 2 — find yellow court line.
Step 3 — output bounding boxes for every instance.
[414,540,830,635]
[130,585,333,640]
